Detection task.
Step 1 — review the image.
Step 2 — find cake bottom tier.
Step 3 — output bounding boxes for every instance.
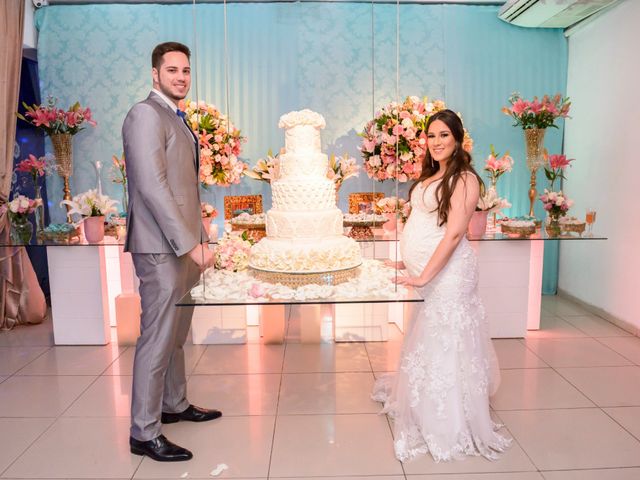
[249,235,362,273]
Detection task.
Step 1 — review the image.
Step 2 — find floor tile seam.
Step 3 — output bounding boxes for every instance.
[492,405,602,413]
[55,371,107,419]
[0,415,58,478]
[539,466,640,473]
[591,336,640,365]
[4,344,54,377]
[499,367,553,371]
[186,344,209,376]
[515,339,551,366]
[380,409,408,478]
[558,314,636,337]
[599,408,640,444]
[266,352,286,479]
[364,342,381,374]
[490,411,541,473]
[96,345,131,377]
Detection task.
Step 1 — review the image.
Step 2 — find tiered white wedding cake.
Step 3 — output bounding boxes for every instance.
[249,110,361,277]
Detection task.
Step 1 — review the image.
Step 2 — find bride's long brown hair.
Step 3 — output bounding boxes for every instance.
[408,109,484,226]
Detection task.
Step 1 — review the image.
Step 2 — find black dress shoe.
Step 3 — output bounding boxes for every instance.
[129,434,193,462]
[161,404,222,424]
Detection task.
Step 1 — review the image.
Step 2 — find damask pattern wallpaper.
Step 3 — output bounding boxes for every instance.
[35,2,566,291]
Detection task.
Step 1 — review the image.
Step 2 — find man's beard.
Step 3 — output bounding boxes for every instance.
[158,82,188,102]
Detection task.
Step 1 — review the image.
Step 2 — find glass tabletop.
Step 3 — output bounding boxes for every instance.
[177,259,424,307]
[0,231,607,247]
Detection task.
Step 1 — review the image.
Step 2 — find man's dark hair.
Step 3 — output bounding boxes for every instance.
[151,42,191,70]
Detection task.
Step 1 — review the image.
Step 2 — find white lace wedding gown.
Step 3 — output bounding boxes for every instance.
[372,179,512,463]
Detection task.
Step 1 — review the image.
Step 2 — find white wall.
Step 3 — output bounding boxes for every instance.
[559,0,640,332]
[23,0,37,49]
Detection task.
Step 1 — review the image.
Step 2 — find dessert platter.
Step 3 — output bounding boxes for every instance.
[248,110,362,287]
[500,219,537,237]
[343,213,387,240]
[230,212,267,241]
[559,216,586,235]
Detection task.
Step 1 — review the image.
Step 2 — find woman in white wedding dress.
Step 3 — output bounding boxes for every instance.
[372,109,511,463]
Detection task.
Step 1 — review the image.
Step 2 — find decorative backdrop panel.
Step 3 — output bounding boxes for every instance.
[35,3,566,292]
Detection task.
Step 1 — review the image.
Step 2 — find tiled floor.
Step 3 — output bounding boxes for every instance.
[1,295,640,479]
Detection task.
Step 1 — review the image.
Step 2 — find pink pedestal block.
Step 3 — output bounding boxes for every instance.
[115,293,141,346]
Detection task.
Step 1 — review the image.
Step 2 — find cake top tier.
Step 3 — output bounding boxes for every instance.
[278,109,326,129]
[279,109,325,154]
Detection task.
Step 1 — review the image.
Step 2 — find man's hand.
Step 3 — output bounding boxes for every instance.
[188,243,214,271]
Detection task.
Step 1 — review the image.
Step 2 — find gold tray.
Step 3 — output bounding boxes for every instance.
[500,224,536,237]
[249,264,360,288]
[561,222,586,234]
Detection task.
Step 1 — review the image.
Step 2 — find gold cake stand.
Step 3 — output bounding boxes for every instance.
[249,263,362,288]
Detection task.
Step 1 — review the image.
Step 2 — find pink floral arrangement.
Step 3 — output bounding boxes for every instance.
[539,189,573,220]
[544,153,573,190]
[17,96,97,136]
[400,201,412,223]
[201,202,218,218]
[375,196,407,214]
[181,100,248,187]
[0,195,42,222]
[245,150,280,184]
[483,145,513,186]
[15,154,48,186]
[327,153,359,190]
[213,231,253,272]
[502,92,571,130]
[110,154,127,186]
[360,96,472,182]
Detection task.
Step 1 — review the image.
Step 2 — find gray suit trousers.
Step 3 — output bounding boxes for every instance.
[130,252,200,441]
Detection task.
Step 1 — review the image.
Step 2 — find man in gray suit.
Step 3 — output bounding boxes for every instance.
[122,42,220,463]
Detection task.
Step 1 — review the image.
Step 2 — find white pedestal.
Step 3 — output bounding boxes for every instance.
[334,303,388,342]
[47,246,110,345]
[470,240,537,338]
[190,306,247,344]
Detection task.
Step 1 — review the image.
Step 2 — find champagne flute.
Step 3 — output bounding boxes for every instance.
[585,208,596,237]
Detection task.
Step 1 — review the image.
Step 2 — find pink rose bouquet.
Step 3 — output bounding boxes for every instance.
[375,196,407,214]
[0,195,42,223]
[502,92,571,130]
[17,96,97,136]
[544,153,573,190]
[539,189,573,220]
[360,96,472,182]
[327,153,359,190]
[213,231,253,272]
[201,202,218,218]
[181,100,248,187]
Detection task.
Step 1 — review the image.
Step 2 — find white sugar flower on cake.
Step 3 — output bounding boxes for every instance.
[278,109,326,129]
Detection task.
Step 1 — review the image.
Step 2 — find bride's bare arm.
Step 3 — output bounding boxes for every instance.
[395,174,479,287]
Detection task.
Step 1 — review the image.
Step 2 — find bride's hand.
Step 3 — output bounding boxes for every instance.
[393,275,425,287]
[384,260,406,269]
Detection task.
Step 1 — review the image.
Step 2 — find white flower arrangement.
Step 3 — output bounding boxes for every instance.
[60,189,118,218]
[477,186,511,214]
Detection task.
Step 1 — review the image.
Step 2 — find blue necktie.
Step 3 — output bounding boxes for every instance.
[176,109,186,120]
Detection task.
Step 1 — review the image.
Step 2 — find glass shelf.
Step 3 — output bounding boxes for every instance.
[0,229,607,247]
[177,281,424,307]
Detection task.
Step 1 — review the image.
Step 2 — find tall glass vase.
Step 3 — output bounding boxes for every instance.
[524,128,546,217]
[34,185,46,234]
[50,133,74,222]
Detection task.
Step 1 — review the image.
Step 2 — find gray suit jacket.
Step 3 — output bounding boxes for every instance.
[122,92,205,256]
